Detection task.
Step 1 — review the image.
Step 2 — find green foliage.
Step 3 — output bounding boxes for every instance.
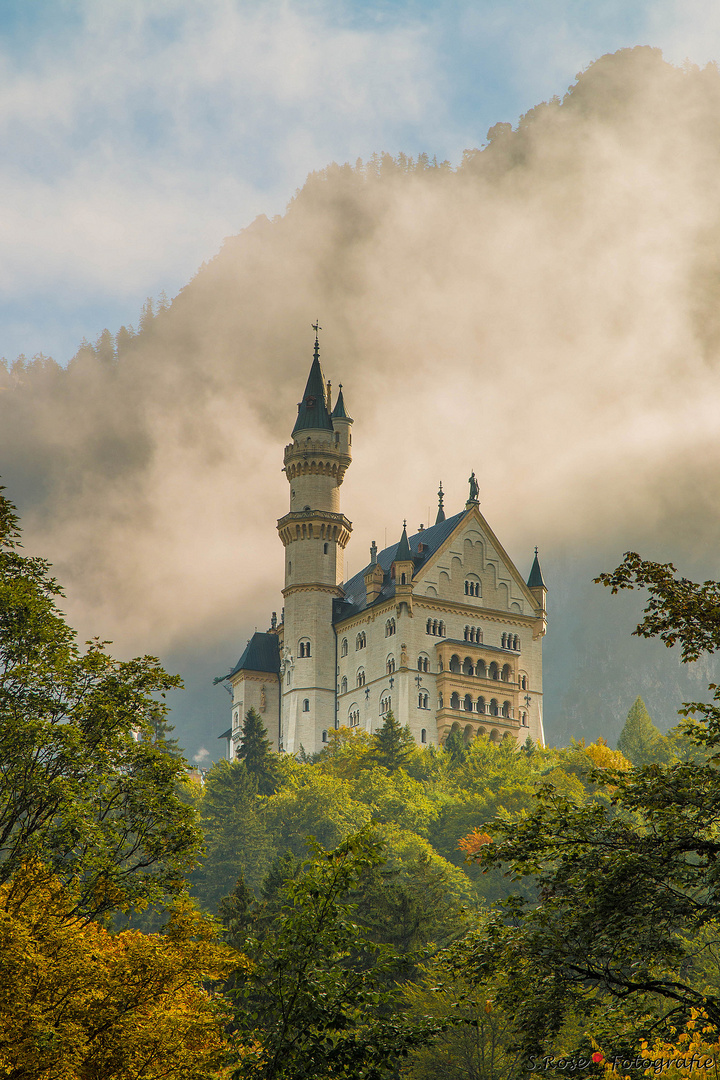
[192,759,274,909]
[370,710,415,771]
[0,486,200,918]
[458,555,720,1059]
[237,707,280,795]
[617,695,673,765]
[225,830,439,1079]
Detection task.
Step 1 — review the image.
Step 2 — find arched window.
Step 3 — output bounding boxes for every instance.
[521,711,528,727]
[513,635,520,650]
[357,668,366,688]
[385,618,396,637]
[288,561,292,575]
[233,710,240,729]
[417,654,429,672]
[464,626,469,641]
[302,699,310,712]
[501,633,507,648]
[502,700,511,718]
[348,705,360,727]
[324,542,329,554]
[438,692,444,709]
[449,654,461,674]
[421,728,427,743]
[476,659,487,678]
[463,656,474,676]
[380,694,391,715]
[477,696,486,714]
[501,664,512,682]
[341,676,348,695]
[426,618,432,634]
[465,579,480,597]
[450,692,460,710]
[439,621,445,637]
[520,674,527,690]
[464,694,473,712]
[490,698,499,716]
[356,632,366,650]
[322,729,328,742]
[299,638,311,658]
[386,655,395,674]
[341,638,348,657]
[489,662,499,680]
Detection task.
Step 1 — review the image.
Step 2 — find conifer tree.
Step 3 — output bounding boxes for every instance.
[617,695,672,765]
[369,711,415,771]
[236,708,279,795]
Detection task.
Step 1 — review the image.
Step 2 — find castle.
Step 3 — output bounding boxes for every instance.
[219,335,547,756]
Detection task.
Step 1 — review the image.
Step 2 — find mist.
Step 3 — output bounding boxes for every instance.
[3,47,720,754]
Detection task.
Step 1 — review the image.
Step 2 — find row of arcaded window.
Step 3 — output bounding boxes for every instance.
[465,580,481,596]
[449,692,513,718]
[417,655,429,672]
[464,626,482,643]
[418,692,429,709]
[502,633,520,650]
[448,654,513,681]
[385,618,396,637]
[426,619,445,636]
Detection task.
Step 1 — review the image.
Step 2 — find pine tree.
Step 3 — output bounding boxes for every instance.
[147,714,185,760]
[94,328,115,364]
[236,708,279,795]
[369,711,415,771]
[617,696,673,766]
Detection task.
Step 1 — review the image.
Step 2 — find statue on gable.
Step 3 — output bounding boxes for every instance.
[468,470,479,503]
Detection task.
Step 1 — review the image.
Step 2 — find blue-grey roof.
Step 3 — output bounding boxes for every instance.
[332,386,352,421]
[225,632,280,679]
[527,550,546,589]
[292,350,333,435]
[333,510,465,623]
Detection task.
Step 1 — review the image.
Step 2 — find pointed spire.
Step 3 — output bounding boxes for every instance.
[435,481,445,525]
[527,546,546,589]
[292,326,333,436]
[395,520,412,562]
[332,383,352,421]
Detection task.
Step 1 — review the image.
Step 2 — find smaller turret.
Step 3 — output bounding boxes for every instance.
[364,540,384,605]
[331,383,353,456]
[392,521,415,616]
[527,547,547,634]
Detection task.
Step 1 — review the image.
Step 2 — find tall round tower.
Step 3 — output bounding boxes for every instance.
[277,333,353,753]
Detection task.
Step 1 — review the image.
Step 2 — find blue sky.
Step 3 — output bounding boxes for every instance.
[2,0,719,364]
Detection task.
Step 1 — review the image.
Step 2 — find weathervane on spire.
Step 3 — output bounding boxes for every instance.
[312,320,322,360]
[435,480,446,525]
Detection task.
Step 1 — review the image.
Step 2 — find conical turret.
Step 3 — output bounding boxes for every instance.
[292,334,333,435]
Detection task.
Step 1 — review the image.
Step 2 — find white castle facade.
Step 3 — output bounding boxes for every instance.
[219,336,547,757]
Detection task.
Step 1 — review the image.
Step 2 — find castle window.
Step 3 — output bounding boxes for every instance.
[385,618,396,637]
[439,621,445,637]
[450,692,460,710]
[288,561,291,575]
[463,656,474,676]
[302,699,310,712]
[465,579,480,597]
[521,711,528,727]
[477,696,486,714]
[513,635,520,650]
[356,632,366,650]
[501,664,512,682]
[501,633,507,648]
[438,693,443,708]
[421,728,427,743]
[490,698,499,716]
[380,694,391,715]
[418,692,429,709]
[464,694,473,712]
[324,543,329,554]
[401,572,406,584]
[341,638,348,657]
[502,700,511,718]
[520,674,527,690]
[348,705,360,727]
[449,654,461,674]
[426,618,432,634]
[233,710,239,729]
[476,659,487,678]
[386,655,395,675]
[417,655,429,672]
[298,638,311,658]
[322,729,328,742]
[357,668,365,688]
[489,662,499,680]
[341,676,347,695]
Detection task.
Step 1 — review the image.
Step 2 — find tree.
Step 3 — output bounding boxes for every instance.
[617,695,673,765]
[0,486,200,918]
[146,712,186,760]
[0,860,237,1080]
[192,759,274,910]
[370,711,415,771]
[225,830,439,1079]
[236,708,280,795]
[458,554,720,1057]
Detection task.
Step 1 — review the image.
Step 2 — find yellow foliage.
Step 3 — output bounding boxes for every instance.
[0,861,241,1080]
[584,737,632,772]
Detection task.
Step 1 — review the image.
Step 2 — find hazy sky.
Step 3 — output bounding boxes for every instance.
[3,0,720,365]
